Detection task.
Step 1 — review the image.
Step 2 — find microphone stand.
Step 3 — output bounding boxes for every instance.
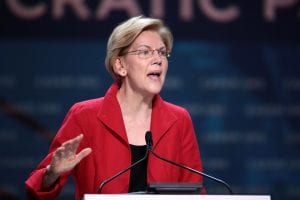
[145,131,233,194]
[149,149,233,194]
[97,148,149,193]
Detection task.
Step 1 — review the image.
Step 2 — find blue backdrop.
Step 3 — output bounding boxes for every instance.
[1,0,300,199]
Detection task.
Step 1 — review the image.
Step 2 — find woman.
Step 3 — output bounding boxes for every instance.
[25,16,204,200]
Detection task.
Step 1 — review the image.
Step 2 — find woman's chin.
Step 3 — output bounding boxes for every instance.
[146,86,163,95]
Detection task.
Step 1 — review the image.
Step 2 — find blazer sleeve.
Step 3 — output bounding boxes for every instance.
[25,104,84,200]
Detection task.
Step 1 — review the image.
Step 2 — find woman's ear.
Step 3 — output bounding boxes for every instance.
[113,58,127,77]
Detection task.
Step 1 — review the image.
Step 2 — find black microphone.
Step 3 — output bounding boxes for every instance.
[97,143,149,193]
[145,131,233,194]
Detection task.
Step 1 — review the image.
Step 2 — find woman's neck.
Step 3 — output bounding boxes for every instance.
[116,85,153,145]
[116,84,153,117]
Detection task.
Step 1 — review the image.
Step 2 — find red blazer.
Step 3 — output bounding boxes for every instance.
[25,83,204,200]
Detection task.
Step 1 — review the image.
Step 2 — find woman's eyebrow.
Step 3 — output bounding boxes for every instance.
[134,44,166,49]
[134,45,151,49]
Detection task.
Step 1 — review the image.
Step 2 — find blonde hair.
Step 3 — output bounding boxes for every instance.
[105,16,173,84]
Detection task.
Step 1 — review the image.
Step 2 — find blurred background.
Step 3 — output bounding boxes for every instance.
[1,0,300,199]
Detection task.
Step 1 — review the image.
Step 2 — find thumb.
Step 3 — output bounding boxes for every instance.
[76,148,92,163]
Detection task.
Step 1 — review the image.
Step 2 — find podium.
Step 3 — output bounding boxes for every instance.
[84,194,271,200]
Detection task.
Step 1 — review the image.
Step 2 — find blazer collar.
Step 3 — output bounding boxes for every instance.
[97,83,128,144]
[97,83,178,146]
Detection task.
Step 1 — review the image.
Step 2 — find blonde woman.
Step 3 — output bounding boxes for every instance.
[25,16,204,200]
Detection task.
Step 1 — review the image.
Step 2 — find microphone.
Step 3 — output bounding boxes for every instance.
[145,131,233,194]
[97,144,149,193]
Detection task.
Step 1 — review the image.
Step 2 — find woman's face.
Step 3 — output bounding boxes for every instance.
[120,30,169,96]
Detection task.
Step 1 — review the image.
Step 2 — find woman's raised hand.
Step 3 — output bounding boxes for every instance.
[42,134,92,189]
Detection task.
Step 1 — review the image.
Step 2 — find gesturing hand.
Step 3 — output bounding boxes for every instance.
[42,134,92,189]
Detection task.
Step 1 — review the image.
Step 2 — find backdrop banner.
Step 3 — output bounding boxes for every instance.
[1,0,300,200]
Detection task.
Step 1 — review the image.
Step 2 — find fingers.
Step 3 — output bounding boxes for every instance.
[62,134,83,155]
[58,134,81,157]
[50,134,91,174]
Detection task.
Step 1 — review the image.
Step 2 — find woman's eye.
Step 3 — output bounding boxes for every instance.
[141,50,150,55]
[160,51,166,56]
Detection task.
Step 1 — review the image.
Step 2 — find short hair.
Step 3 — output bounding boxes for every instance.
[105,16,173,84]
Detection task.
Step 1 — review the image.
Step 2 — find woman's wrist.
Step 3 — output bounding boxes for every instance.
[45,165,55,176]
[42,165,60,190]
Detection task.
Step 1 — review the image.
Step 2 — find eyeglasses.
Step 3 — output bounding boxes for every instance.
[124,47,170,59]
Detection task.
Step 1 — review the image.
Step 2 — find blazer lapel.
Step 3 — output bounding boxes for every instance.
[97,83,128,144]
[97,84,178,146]
[150,95,178,148]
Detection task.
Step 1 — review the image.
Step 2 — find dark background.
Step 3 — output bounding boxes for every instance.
[1,0,300,199]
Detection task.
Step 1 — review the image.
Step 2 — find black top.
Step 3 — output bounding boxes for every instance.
[128,144,148,193]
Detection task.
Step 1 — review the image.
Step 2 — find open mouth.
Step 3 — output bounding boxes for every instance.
[147,71,161,78]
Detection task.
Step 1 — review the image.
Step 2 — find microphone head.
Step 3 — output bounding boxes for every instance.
[145,131,153,150]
